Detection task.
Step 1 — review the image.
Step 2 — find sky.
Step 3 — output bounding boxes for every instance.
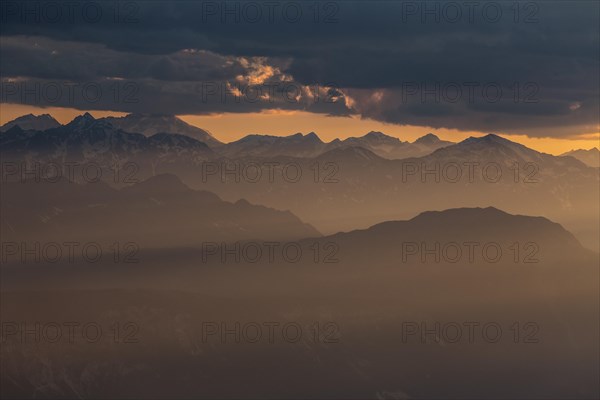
[1,1,599,154]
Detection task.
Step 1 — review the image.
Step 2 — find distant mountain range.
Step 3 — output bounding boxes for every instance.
[561,148,600,168]
[1,174,319,249]
[220,130,453,159]
[414,133,587,175]
[0,113,61,132]
[329,131,453,159]
[0,113,452,160]
[101,113,222,147]
[1,113,598,252]
[0,112,221,146]
[1,176,592,265]
[0,113,214,171]
[183,133,598,246]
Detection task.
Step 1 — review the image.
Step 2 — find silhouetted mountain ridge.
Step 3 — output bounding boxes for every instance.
[0,114,214,165]
[0,113,61,132]
[561,148,600,168]
[1,174,320,248]
[221,131,453,159]
[314,206,589,265]
[101,113,221,146]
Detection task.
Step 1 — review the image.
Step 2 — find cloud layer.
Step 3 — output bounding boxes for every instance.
[1,1,598,137]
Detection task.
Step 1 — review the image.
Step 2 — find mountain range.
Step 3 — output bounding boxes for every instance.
[1,170,591,265]
[0,113,452,160]
[101,113,222,147]
[0,113,214,168]
[1,113,598,252]
[220,130,453,159]
[561,148,600,168]
[1,174,319,249]
[0,113,61,132]
[185,133,599,250]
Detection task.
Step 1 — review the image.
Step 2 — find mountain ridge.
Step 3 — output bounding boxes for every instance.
[560,148,600,168]
[100,113,222,146]
[312,206,590,266]
[1,173,321,249]
[0,113,61,132]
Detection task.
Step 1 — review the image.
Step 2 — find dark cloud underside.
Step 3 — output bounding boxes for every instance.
[1,1,598,137]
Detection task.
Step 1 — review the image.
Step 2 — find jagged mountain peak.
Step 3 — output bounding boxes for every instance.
[101,113,221,146]
[286,132,322,142]
[423,133,549,166]
[414,133,441,144]
[364,131,389,138]
[65,112,115,132]
[361,131,401,143]
[451,133,535,154]
[67,112,95,124]
[304,131,322,141]
[462,133,515,146]
[0,113,62,132]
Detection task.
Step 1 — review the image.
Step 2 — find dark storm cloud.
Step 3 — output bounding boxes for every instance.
[0,36,247,81]
[0,0,598,137]
[0,36,351,116]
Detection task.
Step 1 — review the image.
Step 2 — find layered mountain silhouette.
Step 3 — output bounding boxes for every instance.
[1,113,452,160]
[221,130,453,159]
[411,133,590,173]
[561,148,600,168]
[0,113,61,132]
[100,113,222,147]
[1,113,214,170]
[326,131,453,159]
[189,134,599,250]
[1,174,320,249]
[220,132,325,158]
[1,113,598,251]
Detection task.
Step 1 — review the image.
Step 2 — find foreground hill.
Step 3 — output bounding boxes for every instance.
[304,207,591,266]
